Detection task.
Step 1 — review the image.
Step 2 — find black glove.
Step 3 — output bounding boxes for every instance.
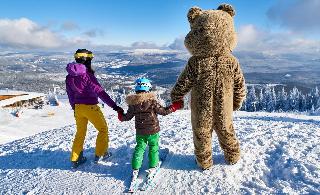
[113,105,124,113]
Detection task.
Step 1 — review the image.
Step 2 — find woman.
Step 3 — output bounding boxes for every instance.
[65,49,123,168]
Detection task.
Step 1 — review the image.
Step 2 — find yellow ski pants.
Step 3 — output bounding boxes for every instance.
[70,104,109,162]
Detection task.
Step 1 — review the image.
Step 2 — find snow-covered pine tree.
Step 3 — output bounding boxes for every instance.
[264,86,274,112]
[310,105,315,115]
[240,99,247,111]
[245,86,258,112]
[157,93,167,107]
[306,92,313,111]
[107,87,116,103]
[299,94,307,112]
[312,87,319,101]
[277,87,289,112]
[316,97,320,110]
[289,87,300,112]
[272,87,277,111]
[258,88,265,111]
[311,87,320,110]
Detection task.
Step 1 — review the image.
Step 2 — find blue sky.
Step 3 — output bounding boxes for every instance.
[0,0,319,54]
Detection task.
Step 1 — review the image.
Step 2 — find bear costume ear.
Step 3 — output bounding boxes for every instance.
[217,4,235,17]
[188,7,203,23]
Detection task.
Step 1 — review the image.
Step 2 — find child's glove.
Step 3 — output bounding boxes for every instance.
[117,111,123,121]
[169,100,184,112]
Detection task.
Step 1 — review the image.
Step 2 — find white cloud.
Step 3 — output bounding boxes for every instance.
[83,29,104,38]
[267,0,320,33]
[0,18,96,50]
[131,41,161,49]
[61,21,79,31]
[237,25,259,46]
[236,24,320,55]
[168,36,186,51]
[0,18,185,52]
[0,18,66,49]
[4,18,317,56]
[166,26,320,55]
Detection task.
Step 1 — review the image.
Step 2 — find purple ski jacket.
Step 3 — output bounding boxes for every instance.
[65,62,116,110]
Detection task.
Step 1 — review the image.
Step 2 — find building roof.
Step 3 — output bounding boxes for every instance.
[0,90,45,107]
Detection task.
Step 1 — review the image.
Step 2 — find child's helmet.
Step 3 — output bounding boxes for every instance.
[135,77,152,92]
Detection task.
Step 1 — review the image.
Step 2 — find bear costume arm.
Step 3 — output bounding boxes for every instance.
[233,61,246,110]
[171,58,197,102]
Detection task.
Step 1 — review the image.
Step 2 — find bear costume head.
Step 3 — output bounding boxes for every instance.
[184,4,237,57]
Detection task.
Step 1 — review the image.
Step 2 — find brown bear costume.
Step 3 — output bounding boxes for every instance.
[171,4,246,169]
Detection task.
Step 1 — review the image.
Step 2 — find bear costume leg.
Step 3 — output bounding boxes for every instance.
[213,122,240,165]
[192,121,241,168]
[192,126,213,169]
[191,96,215,170]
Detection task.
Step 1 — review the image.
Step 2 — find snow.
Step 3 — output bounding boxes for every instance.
[0,100,319,194]
[0,102,74,144]
[109,60,130,69]
[95,59,130,69]
[0,90,45,107]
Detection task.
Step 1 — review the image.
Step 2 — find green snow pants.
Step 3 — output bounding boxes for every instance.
[132,133,159,170]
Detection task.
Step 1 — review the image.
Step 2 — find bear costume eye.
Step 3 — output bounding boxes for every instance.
[187,6,203,23]
[217,4,235,17]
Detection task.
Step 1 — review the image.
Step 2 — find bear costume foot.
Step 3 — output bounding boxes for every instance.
[224,154,240,165]
[195,157,212,171]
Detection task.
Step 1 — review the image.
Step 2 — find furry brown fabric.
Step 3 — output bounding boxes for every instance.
[122,92,173,135]
[126,92,157,105]
[171,4,246,169]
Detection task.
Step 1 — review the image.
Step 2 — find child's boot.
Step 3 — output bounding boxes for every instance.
[128,169,140,192]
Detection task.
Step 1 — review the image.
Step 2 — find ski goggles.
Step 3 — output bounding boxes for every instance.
[74,52,94,59]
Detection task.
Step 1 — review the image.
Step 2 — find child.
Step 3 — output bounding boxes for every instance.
[118,78,182,179]
[66,49,123,168]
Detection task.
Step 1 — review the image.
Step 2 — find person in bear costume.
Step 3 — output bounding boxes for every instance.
[171,4,246,170]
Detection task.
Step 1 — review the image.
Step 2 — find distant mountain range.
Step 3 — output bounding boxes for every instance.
[0,49,319,93]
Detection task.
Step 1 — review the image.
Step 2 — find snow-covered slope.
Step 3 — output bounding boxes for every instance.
[0,104,319,194]
[0,102,74,144]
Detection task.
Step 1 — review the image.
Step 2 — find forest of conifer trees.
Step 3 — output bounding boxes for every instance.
[241,85,320,113]
[106,85,320,114]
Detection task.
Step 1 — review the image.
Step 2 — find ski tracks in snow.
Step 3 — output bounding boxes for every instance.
[0,114,137,194]
[235,113,320,194]
[147,112,320,194]
[0,111,319,194]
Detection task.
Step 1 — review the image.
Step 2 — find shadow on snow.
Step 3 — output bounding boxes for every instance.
[0,145,133,182]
